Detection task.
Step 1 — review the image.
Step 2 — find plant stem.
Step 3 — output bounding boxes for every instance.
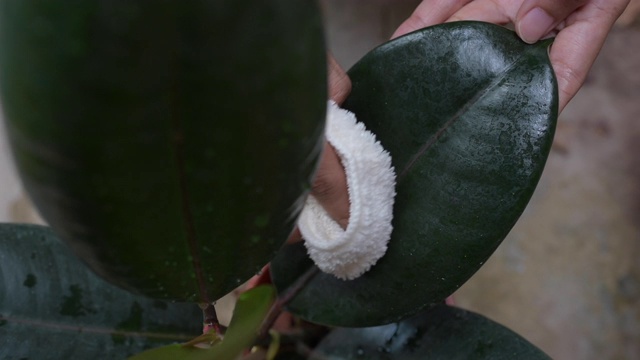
[201,302,224,335]
[258,266,319,338]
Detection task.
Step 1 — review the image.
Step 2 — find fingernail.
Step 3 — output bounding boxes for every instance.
[518,7,555,44]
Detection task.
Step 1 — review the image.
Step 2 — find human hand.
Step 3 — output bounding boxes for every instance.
[290,0,631,242]
[392,0,630,112]
[286,55,352,243]
[247,58,350,331]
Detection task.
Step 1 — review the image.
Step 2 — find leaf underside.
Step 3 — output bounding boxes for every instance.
[0,224,202,360]
[313,305,552,359]
[271,21,558,327]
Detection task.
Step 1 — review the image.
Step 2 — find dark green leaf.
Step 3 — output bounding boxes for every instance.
[271,22,558,326]
[130,285,275,360]
[312,305,551,359]
[0,0,326,302]
[0,224,201,360]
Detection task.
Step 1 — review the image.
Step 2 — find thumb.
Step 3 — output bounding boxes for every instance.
[515,0,587,43]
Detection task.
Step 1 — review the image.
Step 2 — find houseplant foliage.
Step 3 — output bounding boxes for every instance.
[128,285,276,360]
[312,305,551,359]
[271,21,558,328]
[0,0,326,303]
[0,0,557,357]
[0,224,202,359]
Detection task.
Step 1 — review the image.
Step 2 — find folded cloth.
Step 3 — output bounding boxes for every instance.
[298,101,396,280]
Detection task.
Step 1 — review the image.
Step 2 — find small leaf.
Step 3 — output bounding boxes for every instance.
[271,21,558,326]
[130,285,275,360]
[126,345,203,360]
[0,0,326,302]
[206,285,275,359]
[0,224,201,360]
[312,305,551,359]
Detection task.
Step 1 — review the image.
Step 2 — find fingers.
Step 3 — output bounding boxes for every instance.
[547,0,629,111]
[287,55,351,244]
[286,227,301,243]
[548,25,598,112]
[323,56,350,229]
[515,0,589,43]
[445,0,513,24]
[327,54,351,103]
[310,142,350,230]
[392,0,473,39]
[287,142,350,244]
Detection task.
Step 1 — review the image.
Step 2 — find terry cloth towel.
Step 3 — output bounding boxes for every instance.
[298,101,397,280]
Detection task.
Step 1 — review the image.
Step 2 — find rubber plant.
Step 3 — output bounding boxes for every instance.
[0,1,556,359]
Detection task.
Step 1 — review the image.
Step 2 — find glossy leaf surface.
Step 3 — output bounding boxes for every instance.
[130,285,275,360]
[271,22,558,326]
[0,224,201,360]
[312,305,551,359]
[0,0,326,302]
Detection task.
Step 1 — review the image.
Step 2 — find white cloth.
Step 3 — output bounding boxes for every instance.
[298,101,396,280]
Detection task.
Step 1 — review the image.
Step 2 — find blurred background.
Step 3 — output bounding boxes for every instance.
[1,1,639,359]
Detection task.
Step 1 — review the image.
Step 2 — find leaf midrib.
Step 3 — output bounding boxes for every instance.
[397,50,529,181]
[167,12,208,303]
[0,315,194,340]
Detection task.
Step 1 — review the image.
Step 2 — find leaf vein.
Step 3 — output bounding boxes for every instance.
[397,52,528,181]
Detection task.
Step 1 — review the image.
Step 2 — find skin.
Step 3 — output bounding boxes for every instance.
[298,0,630,237]
[287,55,351,242]
[256,0,629,330]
